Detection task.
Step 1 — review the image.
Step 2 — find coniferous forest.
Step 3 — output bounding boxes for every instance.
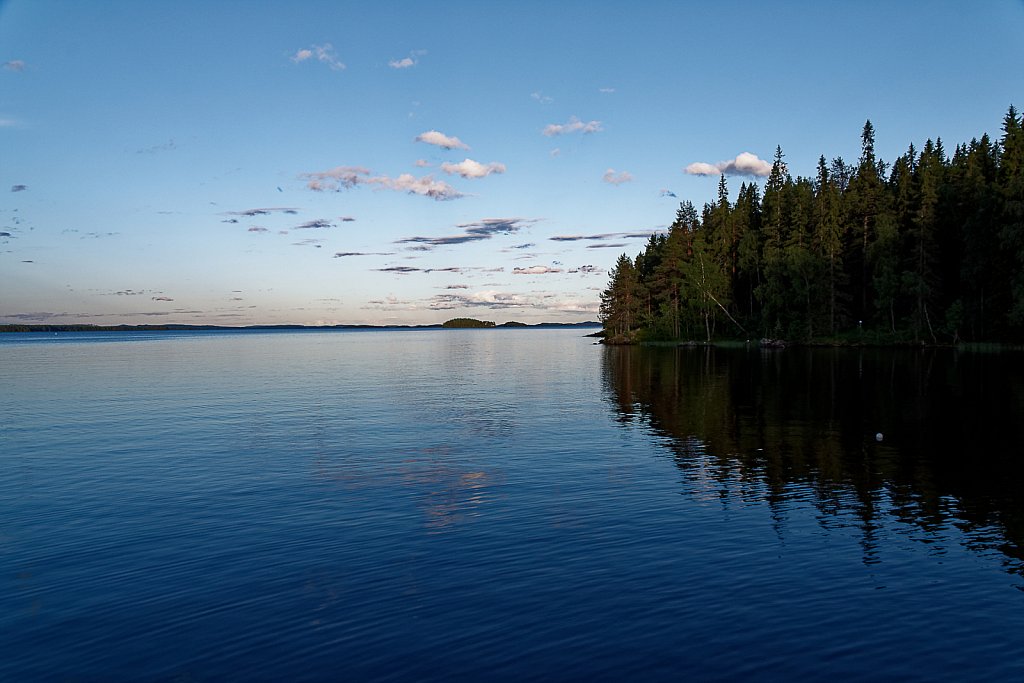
[600,106,1024,344]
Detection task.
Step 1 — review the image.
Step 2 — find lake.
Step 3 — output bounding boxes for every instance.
[2,329,1023,680]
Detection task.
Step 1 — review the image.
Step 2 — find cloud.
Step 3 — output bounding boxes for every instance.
[376,266,422,274]
[225,207,300,217]
[301,166,462,200]
[294,219,333,229]
[598,87,615,94]
[414,159,431,168]
[440,159,506,179]
[152,296,174,302]
[373,173,463,200]
[660,189,677,197]
[248,227,269,233]
[586,243,628,249]
[3,60,25,72]
[339,216,356,222]
[513,265,563,275]
[0,231,13,238]
[445,284,469,289]
[542,116,602,137]
[511,243,535,250]
[291,44,345,71]
[11,185,27,192]
[292,238,325,248]
[136,139,176,154]
[415,130,470,150]
[426,289,598,314]
[684,152,772,177]
[396,217,536,249]
[602,169,632,185]
[333,251,394,257]
[301,166,372,191]
[389,57,415,69]
[549,230,659,242]
[531,91,553,104]
[568,265,603,275]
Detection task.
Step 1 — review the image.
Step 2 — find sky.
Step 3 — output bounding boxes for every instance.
[3,1,1024,326]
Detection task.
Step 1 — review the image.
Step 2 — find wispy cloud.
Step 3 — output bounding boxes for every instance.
[602,169,632,185]
[414,159,431,168]
[415,130,470,150]
[301,166,463,200]
[568,265,603,275]
[136,139,176,155]
[248,227,269,233]
[598,87,615,94]
[427,289,598,314]
[549,230,658,242]
[294,219,334,229]
[389,57,415,69]
[292,238,325,248]
[513,265,562,275]
[333,251,394,258]
[224,207,300,217]
[152,296,174,302]
[3,60,25,72]
[376,266,423,274]
[542,116,602,137]
[440,159,506,179]
[339,216,356,222]
[301,166,371,191]
[291,44,345,71]
[684,152,772,177]
[375,174,463,200]
[11,185,27,192]
[531,91,554,104]
[660,189,677,197]
[396,217,537,249]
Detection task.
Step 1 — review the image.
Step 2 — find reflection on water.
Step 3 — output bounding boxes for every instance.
[601,345,1024,579]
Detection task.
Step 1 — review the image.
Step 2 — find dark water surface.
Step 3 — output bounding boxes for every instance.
[2,329,1023,680]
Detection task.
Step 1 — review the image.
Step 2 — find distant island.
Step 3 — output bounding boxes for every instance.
[0,321,600,333]
[442,318,496,328]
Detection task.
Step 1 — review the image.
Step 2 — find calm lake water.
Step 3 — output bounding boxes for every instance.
[2,329,1023,680]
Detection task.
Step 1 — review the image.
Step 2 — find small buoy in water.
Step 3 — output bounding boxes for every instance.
[875,432,884,442]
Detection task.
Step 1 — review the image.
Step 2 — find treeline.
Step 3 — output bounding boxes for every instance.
[600,106,1024,344]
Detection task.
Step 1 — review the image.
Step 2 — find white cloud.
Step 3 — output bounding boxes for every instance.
[440,158,506,179]
[531,91,553,104]
[415,130,470,150]
[3,60,26,72]
[684,152,772,177]
[291,44,345,71]
[542,116,603,137]
[513,265,563,275]
[300,166,463,200]
[389,57,415,69]
[414,159,431,168]
[301,166,371,191]
[370,173,463,200]
[598,87,615,94]
[602,168,632,185]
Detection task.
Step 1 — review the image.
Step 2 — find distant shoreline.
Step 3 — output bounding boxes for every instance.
[0,322,601,334]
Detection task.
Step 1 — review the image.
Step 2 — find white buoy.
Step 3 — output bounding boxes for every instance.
[875,432,884,442]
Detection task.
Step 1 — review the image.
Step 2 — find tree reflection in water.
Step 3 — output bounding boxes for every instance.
[601,344,1024,578]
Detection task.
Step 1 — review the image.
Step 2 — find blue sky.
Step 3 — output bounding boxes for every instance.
[3,0,1023,326]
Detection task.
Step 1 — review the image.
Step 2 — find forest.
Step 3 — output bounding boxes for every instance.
[600,106,1024,344]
